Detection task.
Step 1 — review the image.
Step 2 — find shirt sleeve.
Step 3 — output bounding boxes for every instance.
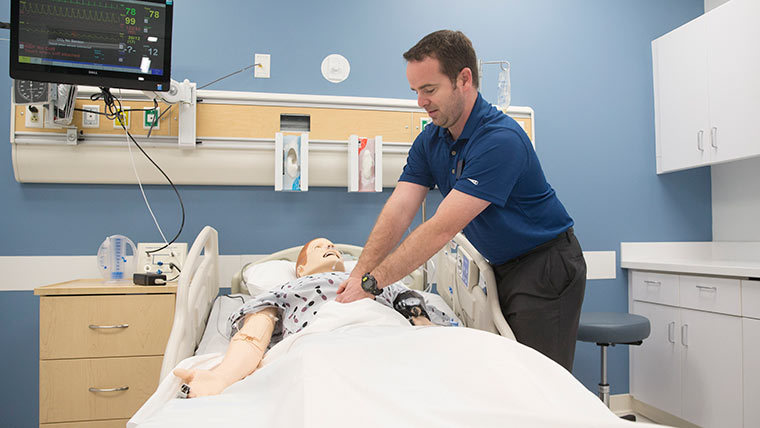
[398,132,435,188]
[453,129,528,207]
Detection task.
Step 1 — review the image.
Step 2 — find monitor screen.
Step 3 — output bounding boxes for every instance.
[10,0,173,91]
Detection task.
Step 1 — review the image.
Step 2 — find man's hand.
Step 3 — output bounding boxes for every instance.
[173,368,231,398]
[336,276,373,303]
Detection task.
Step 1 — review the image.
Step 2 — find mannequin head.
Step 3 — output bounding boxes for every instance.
[296,238,346,277]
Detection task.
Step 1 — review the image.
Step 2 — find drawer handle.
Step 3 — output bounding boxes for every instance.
[697,130,704,151]
[88,324,129,329]
[695,285,717,292]
[710,127,718,148]
[681,324,688,347]
[644,280,661,286]
[668,321,676,344]
[89,386,129,393]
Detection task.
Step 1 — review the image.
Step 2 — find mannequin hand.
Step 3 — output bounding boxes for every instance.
[173,368,231,398]
[336,276,373,303]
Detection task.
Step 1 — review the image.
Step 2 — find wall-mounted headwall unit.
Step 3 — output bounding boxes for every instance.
[10,87,535,187]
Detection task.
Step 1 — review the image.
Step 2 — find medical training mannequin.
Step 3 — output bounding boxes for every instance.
[174,238,433,398]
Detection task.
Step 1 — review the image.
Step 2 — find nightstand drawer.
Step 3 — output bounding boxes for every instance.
[40,356,162,423]
[40,294,175,359]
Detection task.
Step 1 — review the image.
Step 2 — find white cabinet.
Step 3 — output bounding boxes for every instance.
[743,279,760,428]
[705,0,760,164]
[743,317,760,428]
[680,308,743,428]
[653,15,710,173]
[653,0,760,173]
[629,271,744,428]
[630,301,681,417]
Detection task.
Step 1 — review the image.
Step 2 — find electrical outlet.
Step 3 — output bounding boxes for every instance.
[24,104,44,128]
[136,242,188,279]
[81,104,100,128]
[254,53,270,78]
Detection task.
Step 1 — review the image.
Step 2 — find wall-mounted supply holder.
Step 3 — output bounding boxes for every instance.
[347,134,382,192]
[275,132,309,191]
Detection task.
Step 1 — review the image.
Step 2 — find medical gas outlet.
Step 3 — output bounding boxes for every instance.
[348,135,383,192]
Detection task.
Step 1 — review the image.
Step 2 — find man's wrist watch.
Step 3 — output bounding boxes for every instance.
[360,272,383,296]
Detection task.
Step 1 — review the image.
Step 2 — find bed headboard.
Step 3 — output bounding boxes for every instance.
[230,244,424,294]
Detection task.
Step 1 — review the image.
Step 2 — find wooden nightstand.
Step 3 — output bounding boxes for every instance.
[34,279,177,427]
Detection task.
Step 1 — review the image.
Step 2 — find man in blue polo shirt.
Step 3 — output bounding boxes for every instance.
[337,30,586,371]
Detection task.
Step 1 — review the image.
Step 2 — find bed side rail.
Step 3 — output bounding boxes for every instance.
[160,226,220,380]
[433,233,515,340]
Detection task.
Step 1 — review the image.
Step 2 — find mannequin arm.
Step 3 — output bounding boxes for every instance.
[174,307,278,398]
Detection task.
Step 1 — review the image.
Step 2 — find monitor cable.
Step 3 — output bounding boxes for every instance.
[96,87,186,255]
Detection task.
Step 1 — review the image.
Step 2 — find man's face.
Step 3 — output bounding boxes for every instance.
[406,56,466,130]
[297,238,345,277]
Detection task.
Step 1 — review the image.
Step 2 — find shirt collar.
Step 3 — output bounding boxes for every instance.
[436,92,488,145]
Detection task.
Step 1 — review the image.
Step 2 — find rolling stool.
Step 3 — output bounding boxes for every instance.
[577,312,650,421]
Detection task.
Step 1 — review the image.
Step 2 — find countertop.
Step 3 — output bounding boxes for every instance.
[620,241,760,278]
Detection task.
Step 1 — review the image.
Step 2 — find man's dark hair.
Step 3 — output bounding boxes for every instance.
[403,30,479,89]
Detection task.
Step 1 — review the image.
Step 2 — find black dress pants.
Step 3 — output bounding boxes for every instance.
[491,228,586,372]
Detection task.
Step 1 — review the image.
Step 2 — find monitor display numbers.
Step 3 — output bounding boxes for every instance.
[17,0,168,76]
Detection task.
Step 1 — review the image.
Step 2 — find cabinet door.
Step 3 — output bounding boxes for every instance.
[630,301,682,417]
[653,16,711,173]
[680,308,742,428]
[744,318,760,428]
[705,0,760,164]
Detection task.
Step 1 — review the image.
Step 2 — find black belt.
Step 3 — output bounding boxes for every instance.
[496,227,574,267]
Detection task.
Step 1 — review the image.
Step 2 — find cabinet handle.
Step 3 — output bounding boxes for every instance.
[697,130,704,151]
[681,324,688,347]
[89,386,129,393]
[695,285,717,292]
[710,127,718,148]
[644,280,661,286]
[88,324,129,329]
[668,321,676,344]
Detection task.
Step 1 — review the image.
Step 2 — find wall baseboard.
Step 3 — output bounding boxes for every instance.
[610,394,700,428]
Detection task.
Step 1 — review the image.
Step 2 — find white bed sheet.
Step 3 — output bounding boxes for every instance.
[131,300,659,428]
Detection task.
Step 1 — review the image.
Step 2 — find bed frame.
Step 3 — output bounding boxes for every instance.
[159,226,514,380]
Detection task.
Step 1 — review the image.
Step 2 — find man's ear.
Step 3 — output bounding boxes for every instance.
[458,67,473,89]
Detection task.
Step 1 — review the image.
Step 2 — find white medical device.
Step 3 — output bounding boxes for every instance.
[275,132,309,191]
[136,242,187,277]
[97,235,136,282]
[347,135,382,192]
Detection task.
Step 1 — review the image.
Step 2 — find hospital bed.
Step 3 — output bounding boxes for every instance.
[131,226,654,427]
[158,225,514,379]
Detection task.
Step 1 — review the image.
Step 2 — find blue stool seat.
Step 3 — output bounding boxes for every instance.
[577,312,650,344]
[576,312,651,414]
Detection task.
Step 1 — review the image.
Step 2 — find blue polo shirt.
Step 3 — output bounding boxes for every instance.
[399,93,573,265]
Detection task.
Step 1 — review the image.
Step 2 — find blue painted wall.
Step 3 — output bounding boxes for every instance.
[0,0,710,425]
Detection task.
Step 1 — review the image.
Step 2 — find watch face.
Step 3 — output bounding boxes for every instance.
[362,274,382,295]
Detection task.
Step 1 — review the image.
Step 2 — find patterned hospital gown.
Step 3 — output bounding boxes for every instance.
[228,271,455,348]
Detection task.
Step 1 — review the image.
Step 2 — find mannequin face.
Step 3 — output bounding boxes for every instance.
[296,238,345,277]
